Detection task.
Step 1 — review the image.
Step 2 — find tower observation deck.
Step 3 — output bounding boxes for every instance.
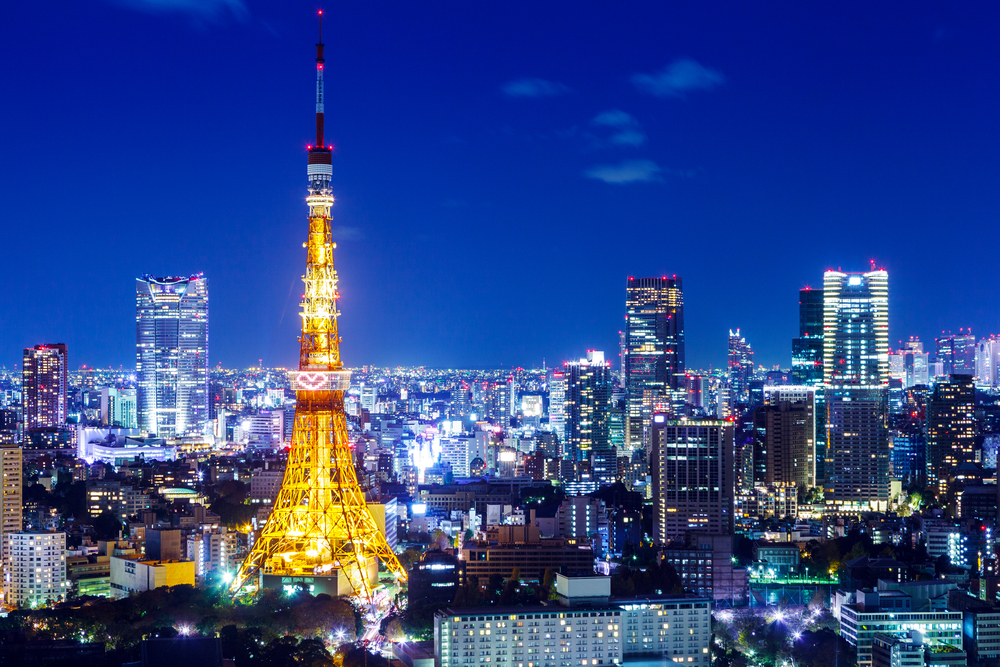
[230,12,406,601]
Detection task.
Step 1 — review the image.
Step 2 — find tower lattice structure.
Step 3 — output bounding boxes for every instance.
[231,13,406,601]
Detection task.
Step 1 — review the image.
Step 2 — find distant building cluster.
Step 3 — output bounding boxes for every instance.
[2,264,1000,667]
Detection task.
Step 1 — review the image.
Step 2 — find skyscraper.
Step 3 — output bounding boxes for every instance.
[823,269,890,510]
[564,351,614,481]
[0,442,22,592]
[888,337,930,389]
[791,288,826,483]
[727,329,754,403]
[624,276,684,451]
[548,370,567,446]
[22,344,68,431]
[652,417,735,543]
[936,330,976,376]
[791,288,824,386]
[822,270,889,386]
[925,374,976,494]
[761,386,816,490]
[975,336,1000,388]
[135,274,209,439]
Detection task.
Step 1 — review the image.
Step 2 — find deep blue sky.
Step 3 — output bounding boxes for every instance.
[2,1,999,371]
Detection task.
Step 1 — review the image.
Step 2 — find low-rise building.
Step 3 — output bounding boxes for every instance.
[839,583,963,666]
[434,574,712,667]
[109,555,195,599]
[66,554,111,598]
[462,525,594,582]
[752,541,801,576]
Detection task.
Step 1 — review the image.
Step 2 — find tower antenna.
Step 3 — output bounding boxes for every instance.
[315,10,326,148]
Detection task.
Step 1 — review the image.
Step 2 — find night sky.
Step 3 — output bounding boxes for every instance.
[2,1,1000,371]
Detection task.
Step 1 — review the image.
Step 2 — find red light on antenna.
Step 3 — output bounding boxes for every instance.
[318,9,323,15]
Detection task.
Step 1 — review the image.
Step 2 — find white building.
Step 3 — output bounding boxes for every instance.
[434,575,712,667]
[7,531,68,609]
[187,527,239,578]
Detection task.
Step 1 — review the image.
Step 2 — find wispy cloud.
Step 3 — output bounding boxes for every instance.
[584,160,662,184]
[591,110,646,147]
[332,226,363,241]
[108,0,247,20]
[631,59,724,98]
[501,78,572,98]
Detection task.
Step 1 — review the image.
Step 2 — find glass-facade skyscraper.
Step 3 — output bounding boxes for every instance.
[564,351,613,481]
[136,274,209,439]
[623,276,684,452]
[822,270,890,510]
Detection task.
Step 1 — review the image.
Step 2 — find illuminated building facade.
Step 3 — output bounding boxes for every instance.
[822,270,889,386]
[100,387,137,429]
[230,15,405,600]
[652,417,735,543]
[22,344,68,431]
[564,352,613,481]
[135,274,209,438]
[889,336,930,389]
[7,531,67,609]
[548,371,567,445]
[761,386,815,489]
[926,374,976,494]
[822,270,891,510]
[727,329,754,403]
[1,443,22,595]
[935,330,976,376]
[623,276,684,451]
[791,288,824,385]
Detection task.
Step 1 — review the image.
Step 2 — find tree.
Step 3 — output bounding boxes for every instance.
[92,510,124,541]
[540,568,556,601]
[499,568,520,606]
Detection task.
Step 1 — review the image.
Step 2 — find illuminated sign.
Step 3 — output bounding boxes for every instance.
[412,503,427,515]
[289,371,352,392]
[498,451,516,462]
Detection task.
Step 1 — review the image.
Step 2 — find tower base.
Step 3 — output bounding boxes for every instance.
[260,560,378,597]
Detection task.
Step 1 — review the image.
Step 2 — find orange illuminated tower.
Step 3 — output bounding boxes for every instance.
[230,12,405,600]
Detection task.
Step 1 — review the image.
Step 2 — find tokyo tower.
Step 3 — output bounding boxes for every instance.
[230,12,406,601]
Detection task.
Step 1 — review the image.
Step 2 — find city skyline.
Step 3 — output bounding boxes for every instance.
[3,2,1000,371]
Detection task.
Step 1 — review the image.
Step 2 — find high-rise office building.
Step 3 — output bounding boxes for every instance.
[727,329,754,403]
[548,370,567,446]
[791,288,824,386]
[0,443,22,592]
[624,276,684,451]
[926,374,976,494]
[22,344,68,431]
[936,330,976,376]
[790,288,826,483]
[888,337,929,389]
[822,270,889,386]
[564,351,614,482]
[975,336,1000,388]
[100,387,137,429]
[652,417,735,543]
[761,386,816,490]
[822,270,890,510]
[135,274,209,439]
